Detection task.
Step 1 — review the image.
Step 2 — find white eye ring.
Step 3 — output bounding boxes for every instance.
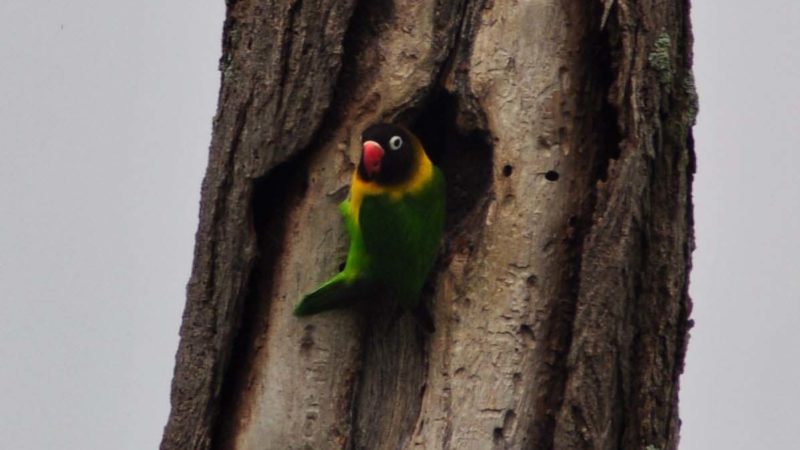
[388,135,403,150]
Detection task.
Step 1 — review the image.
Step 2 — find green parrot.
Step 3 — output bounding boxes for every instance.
[293,123,445,329]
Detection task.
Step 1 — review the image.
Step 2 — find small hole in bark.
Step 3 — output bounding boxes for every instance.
[519,324,535,341]
[568,215,578,227]
[502,164,513,177]
[545,170,560,181]
[338,261,346,271]
[300,325,315,352]
[493,427,504,442]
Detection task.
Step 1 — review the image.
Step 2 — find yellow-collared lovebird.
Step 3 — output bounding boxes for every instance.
[293,123,445,329]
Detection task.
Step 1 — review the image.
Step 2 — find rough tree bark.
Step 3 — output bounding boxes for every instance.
[162,1,696,449]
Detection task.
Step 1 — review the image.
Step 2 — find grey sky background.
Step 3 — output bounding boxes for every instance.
[0,2,222,449]
[0,1,796,449]
[683,1,800,448]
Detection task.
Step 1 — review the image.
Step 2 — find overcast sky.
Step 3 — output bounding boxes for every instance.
[682,1,800,448]
[1,1,798,449]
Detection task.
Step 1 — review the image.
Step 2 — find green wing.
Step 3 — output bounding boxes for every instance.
[359,168,445,308]
[293,199,372,316]
[293,271,372,316]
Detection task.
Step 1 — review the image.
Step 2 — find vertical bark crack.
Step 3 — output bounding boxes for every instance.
[528,2,623,448]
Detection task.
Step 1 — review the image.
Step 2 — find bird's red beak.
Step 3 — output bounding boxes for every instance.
[362,140,384,176]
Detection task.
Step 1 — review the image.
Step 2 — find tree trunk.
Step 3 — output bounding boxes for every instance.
[161,0,696,449]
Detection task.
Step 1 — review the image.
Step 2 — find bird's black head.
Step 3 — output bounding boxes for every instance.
[357,123,418,185]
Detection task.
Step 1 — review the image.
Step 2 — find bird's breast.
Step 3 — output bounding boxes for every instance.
[348,153,435,225]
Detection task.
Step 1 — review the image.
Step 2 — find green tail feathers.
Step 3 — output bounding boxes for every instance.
[293,272,369,316]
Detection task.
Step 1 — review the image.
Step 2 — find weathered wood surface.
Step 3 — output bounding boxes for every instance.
[162,1,696,449]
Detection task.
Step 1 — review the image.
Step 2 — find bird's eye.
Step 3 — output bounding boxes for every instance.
[389,135,403,150]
